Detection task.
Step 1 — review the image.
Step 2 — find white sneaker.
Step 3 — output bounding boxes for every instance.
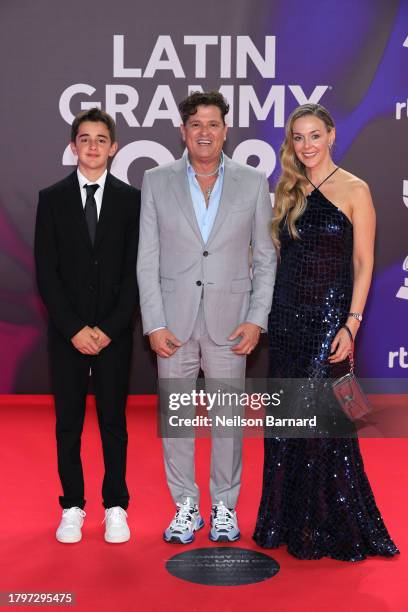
[104,507,130,543]
[209,501,240,542]
[163,497,204,544]
[56,507,86,543]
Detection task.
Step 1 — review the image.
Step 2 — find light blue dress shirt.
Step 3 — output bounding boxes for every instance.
[185,151,225,244]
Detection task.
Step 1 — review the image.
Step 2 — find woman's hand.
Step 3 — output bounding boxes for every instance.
[329,327,353,363]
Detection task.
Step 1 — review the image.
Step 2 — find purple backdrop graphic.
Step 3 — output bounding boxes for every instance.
[0,0,406,393]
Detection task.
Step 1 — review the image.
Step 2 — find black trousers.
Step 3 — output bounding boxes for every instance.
[49,331,132,510]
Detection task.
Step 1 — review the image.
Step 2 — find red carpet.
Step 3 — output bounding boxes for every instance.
[0,395,406,612]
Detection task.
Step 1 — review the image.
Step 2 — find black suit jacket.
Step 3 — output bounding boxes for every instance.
[35,170,140,343]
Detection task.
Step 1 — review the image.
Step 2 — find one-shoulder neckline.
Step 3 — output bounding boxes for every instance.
[307,188,353,227]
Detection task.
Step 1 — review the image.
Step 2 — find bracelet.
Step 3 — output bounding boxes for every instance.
[341,324,354,342]
[348,312,363,322]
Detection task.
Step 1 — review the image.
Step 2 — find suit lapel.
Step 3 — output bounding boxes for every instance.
[206,155,240,246]
[170,158,204,245]
[64,171,93,251]
[94,173,116,250]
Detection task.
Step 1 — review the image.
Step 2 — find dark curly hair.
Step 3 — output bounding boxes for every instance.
[178,91,230,125]
[71,107,116,143]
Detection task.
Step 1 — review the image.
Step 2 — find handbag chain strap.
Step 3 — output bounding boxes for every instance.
[348,348,355,375]
[342,323,355,375]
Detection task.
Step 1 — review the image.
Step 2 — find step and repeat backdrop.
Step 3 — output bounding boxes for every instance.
[0,0,406,393]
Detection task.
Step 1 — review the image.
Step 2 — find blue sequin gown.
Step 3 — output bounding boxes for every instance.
[253,186,399,561]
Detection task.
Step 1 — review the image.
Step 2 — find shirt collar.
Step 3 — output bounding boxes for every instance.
[77,168,108,191]
[185,150,225,177]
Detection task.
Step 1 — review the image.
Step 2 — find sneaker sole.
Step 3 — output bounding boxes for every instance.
[209,532,241,543]
[56,533,82,544]
[163,518,205,544]
[104,533,130,543]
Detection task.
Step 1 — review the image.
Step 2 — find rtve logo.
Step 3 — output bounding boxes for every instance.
[395,101,408,119]
[388,347,408,368]
[395,36,408,118]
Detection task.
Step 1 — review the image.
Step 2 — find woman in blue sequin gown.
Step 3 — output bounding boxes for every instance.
[253,104,399,561]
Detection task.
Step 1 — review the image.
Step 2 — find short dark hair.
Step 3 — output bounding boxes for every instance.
[71,107,116,143]
[178,91,230,125]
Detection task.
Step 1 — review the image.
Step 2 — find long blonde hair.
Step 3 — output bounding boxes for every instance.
[271,104,335,247]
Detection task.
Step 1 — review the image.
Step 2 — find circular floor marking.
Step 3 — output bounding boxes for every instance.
[166,547,280,586]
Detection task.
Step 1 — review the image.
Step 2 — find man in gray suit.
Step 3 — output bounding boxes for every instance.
[137,91,276,544]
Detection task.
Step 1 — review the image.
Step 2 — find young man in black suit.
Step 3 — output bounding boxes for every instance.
[35,108,140,543]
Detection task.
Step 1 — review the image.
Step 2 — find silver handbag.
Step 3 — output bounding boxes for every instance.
[332,346,372,422]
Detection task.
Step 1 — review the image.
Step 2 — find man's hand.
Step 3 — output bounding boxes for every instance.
[149,328,182,358]
[229,322,261,355]
[93,326,112,351]
[71,326,100,355]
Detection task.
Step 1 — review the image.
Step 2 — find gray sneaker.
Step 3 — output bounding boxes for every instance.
[164,498,204,544]
[209,501,240,542]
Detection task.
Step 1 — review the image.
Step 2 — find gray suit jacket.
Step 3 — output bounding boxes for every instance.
[137,155,276,345]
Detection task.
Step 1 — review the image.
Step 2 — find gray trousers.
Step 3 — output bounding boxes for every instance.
[157,303,246,509]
